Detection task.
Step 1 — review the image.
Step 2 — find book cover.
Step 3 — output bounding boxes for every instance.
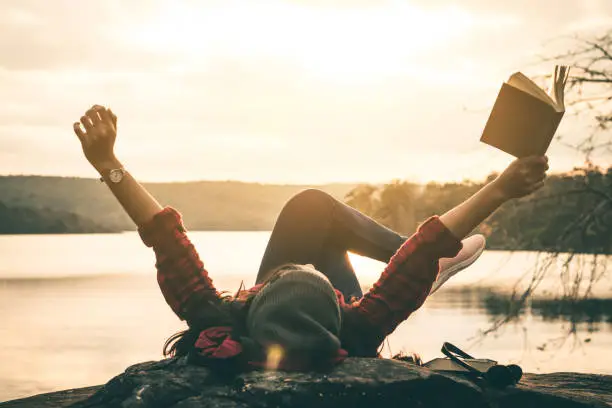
[480,66,569,158]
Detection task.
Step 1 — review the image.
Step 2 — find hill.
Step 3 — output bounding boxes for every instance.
[2,169,609,255]
[0,201,114,234]
[0,176,356,232]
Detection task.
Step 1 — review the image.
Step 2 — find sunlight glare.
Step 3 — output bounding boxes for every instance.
[265,344,284,371]
[121,1,479,81]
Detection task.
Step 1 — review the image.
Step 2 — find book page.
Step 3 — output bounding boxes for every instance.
[550,65,570,112]
[507,72,556,106]
[424,358,498,372]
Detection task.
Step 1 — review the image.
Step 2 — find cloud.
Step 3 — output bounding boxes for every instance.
[0,0,610,182]
[0,0,171,71]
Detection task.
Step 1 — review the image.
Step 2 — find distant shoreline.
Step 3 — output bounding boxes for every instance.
[1,231,610,256]
[2,174,610,255]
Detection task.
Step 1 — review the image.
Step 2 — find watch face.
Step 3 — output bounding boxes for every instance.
[109,169,124,183]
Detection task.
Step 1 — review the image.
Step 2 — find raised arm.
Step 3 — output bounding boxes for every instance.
[440,156,549,239]
[72,105,162,227]
[348,156,549,350]
[72,105,220,322]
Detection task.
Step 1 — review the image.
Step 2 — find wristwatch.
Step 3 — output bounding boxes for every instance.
[99,168,127,184]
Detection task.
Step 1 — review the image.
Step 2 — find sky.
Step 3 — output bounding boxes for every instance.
[1,0,611,184]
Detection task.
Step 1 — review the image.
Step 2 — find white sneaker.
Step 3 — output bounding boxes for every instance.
[430,234,486,295]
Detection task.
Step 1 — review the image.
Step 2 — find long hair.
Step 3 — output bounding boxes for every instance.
[163,263,301,358]
[163,292,238,358]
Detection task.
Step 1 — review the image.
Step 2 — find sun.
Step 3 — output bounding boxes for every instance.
[118,1,476,82]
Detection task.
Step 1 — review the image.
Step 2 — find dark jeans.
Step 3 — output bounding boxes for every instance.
[256,189,407,301]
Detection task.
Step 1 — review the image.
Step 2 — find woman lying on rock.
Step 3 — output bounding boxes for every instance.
[72,104,548,372]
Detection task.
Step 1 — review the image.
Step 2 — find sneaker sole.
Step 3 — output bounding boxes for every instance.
[430,235,486,295]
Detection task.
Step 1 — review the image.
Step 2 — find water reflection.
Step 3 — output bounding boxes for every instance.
[439,287,612,330]
[1,278,612,402]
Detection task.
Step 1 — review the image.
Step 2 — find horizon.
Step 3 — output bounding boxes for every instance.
[1,163,607,186]
[1,1,611,184]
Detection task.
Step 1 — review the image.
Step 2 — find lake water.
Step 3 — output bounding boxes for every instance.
[0,232,611,402]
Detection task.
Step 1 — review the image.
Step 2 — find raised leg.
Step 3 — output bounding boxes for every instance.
[256,189,407,300]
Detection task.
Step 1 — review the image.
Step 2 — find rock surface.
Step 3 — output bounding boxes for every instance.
[1,358,610,408]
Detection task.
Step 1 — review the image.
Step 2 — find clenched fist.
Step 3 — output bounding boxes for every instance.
[73,105,118,170]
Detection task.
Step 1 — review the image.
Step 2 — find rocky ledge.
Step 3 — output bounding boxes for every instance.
[1,358,610,408]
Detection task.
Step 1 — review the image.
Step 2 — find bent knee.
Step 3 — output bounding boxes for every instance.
[281,188,334,215]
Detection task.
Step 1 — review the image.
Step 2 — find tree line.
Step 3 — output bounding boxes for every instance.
[0,201,112,234]
[345,165,611,255]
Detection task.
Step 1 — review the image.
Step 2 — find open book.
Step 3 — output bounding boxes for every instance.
[480,65,570,157]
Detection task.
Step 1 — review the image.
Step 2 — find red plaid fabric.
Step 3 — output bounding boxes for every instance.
[139,207,462,358]
[139,208,219,319]
[193,326,348,371]
[353,217,462,343]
